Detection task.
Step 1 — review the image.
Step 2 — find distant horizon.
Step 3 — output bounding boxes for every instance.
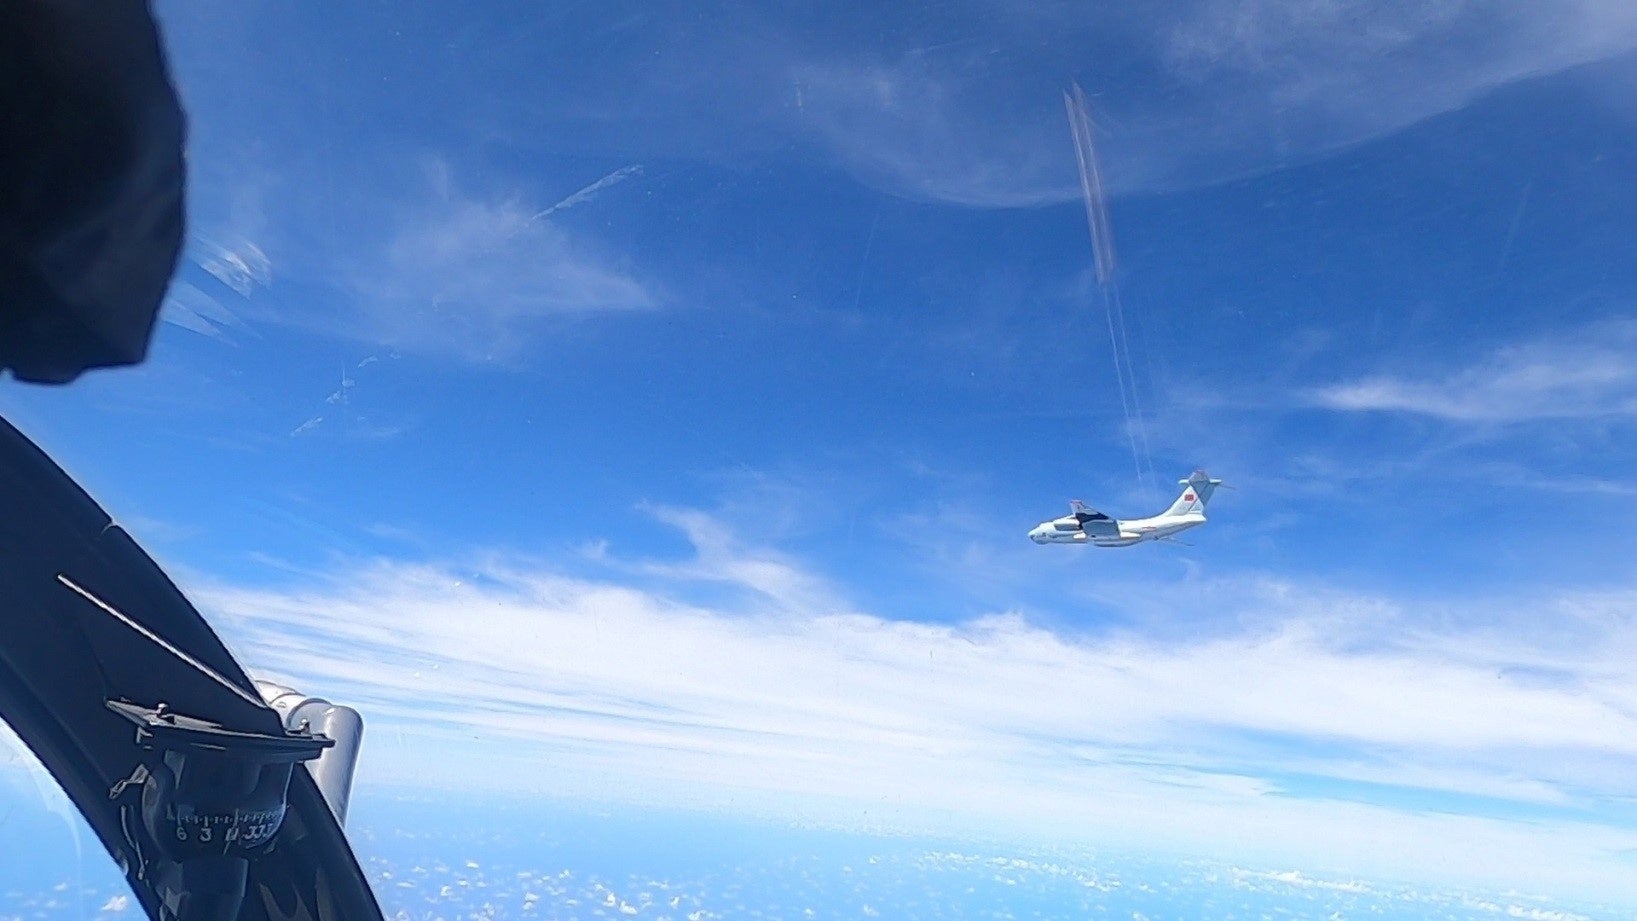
[6,760,1633,918]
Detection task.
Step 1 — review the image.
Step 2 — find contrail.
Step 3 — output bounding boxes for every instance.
[1065,82,1154,496]
[530,165,643,222]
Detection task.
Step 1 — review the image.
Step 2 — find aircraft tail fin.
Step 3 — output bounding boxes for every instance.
[1163,469,1221,517]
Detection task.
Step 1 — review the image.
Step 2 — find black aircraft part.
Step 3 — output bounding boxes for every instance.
[0,415,384,921]
[0,0,186,383]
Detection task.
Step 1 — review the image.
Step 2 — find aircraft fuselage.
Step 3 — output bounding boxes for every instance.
[1027,512,1205,547]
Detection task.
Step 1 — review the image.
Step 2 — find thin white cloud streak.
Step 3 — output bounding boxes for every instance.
[529,165,643,223]
[1314,322,1637,422]
[162,510,1637,897]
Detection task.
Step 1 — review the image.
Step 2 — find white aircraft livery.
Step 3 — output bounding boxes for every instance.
[1029,470,1224,547]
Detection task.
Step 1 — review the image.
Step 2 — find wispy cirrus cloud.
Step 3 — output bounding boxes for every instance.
[615,504,842,614]
[169,3,1637,222]
[342,160,654,360]
[791,59,1079,208]
[177,146,653,362]
[787,0,1637,206]
[1313,322,1637,422]
[146,508,1637,898]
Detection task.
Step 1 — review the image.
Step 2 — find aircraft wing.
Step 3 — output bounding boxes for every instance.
[1069,500,1121,537]
[0,414,384,921]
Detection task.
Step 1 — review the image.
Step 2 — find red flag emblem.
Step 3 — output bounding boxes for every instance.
[1184,492,1195,501]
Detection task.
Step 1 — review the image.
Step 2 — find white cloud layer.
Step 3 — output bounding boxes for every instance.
[130,509,1637,900]
[1314,322,1637,422]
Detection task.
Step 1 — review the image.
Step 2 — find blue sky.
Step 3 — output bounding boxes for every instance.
[8,0,1637,905]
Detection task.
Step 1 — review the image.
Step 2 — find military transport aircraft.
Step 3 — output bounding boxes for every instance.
[1029,470,1224,547]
